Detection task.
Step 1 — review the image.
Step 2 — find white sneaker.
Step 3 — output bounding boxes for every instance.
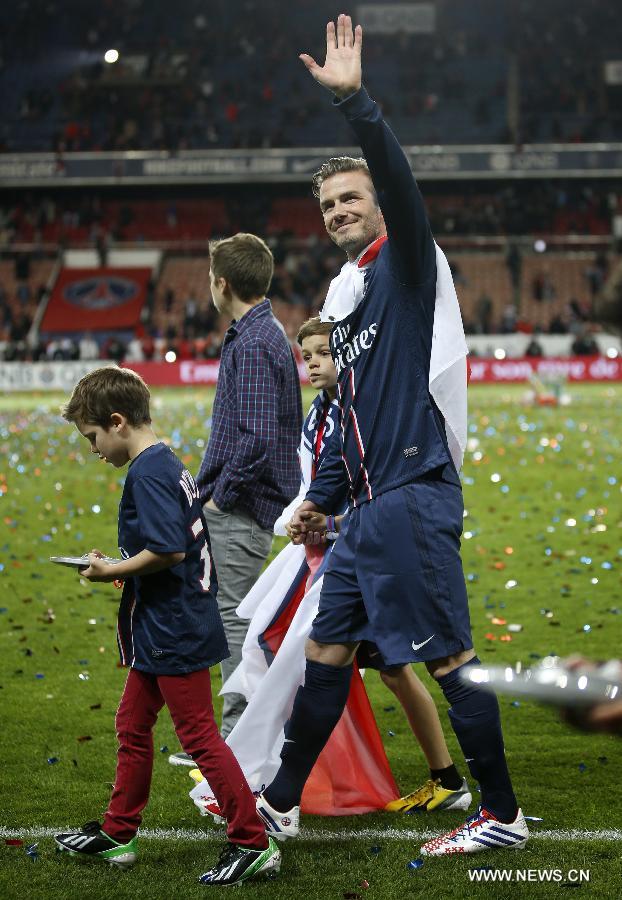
[168,751,195,767]
[255,792,300,841]
[188,769,225,824]
[420,806,529,856]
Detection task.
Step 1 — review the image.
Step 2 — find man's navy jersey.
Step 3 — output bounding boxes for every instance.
[306,88,459,512]
[116,443,228,675]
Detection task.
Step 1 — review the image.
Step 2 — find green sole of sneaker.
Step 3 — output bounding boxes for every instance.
[55,842,137,869]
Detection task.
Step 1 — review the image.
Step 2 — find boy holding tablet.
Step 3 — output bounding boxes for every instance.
[55,366,280,886]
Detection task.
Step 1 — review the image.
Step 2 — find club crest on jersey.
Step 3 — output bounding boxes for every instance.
[331,321,378,376]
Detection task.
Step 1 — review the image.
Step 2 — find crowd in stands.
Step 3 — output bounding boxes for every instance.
[1,0,620,153]
[1,180,619,249]
[1,234,617,363]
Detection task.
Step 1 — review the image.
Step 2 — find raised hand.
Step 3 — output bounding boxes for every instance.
[299,13,362,99]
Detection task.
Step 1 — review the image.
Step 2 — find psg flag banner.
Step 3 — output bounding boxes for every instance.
[40,267,151,333]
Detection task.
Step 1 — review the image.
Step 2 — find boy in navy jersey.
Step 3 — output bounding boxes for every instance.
[55,367,281,886]
[255,15,528,856]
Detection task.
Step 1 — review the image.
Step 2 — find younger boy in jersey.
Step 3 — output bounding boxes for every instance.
[55,367,280,887]
[296,319,470,814]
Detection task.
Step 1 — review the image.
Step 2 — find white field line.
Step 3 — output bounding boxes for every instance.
[1,825,621,843]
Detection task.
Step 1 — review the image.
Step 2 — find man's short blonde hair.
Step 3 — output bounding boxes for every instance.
[209,232,274,302]
[311,156,373,199]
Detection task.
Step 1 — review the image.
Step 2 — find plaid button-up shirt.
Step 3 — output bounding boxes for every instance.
[196,299,302,529]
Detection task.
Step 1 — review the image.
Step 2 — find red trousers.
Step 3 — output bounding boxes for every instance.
[102,666,267,848]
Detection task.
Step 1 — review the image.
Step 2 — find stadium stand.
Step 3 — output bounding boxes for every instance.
[1,3,620,364]
[1,0,620,152]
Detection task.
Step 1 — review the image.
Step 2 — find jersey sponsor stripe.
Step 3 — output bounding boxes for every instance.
[117,618,128,666]
[348,406,373,501]
[341,453,355,499]
[129,597,137,667]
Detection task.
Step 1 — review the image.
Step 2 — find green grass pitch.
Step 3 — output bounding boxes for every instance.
[1,384,621,899]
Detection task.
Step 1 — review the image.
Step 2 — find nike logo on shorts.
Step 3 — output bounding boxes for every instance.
[411,634,435,651]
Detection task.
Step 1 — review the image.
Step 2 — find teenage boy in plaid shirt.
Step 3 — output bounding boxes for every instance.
[169,233,302,760]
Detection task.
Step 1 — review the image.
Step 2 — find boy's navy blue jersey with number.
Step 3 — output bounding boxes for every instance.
[306,87,459,513]
[301,390,340,477]
[116,443,228,675]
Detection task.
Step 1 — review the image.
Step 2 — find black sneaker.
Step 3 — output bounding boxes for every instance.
[199,837,281,886]
[55,820,138,869]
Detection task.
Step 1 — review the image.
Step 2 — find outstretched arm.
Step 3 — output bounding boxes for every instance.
[301,14,434,287]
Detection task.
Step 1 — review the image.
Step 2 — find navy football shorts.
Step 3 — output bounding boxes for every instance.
[310,468,473,667]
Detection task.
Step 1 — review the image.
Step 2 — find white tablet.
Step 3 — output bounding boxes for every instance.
[49,555,122,568]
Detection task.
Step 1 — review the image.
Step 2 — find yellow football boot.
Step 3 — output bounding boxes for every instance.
[386,777,471,813]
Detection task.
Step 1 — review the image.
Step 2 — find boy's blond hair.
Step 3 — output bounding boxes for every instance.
[296,316,334,346]
[62,366,151,428]
[209,232,274,302]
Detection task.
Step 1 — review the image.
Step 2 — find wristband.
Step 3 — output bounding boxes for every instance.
[325,515,339,541]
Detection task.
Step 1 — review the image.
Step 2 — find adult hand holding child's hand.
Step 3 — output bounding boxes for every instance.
[287,501,327,545]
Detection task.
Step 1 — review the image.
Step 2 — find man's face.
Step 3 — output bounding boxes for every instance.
[300,333,337,391]
[319,169,385,260]
[77,419,128,468]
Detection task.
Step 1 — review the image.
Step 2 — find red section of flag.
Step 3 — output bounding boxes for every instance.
[260,576,308,656]
[41,268,151,333]
[302,666,400,814]
[260,551,399,815]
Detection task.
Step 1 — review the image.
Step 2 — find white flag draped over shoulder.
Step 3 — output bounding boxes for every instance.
[320,239,468,470]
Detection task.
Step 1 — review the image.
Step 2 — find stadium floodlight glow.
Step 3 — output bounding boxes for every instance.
[494,348,506,359]
[534,239,547,253]
[165,350,177,363]
[606,347,619,358]
[104,49,119,64]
